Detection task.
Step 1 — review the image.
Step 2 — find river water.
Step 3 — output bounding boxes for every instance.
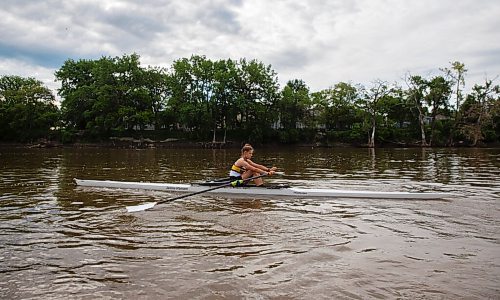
[0,147,499,299]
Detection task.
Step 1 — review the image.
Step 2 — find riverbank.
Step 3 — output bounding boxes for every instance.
[0,139,239,149]
[1,137,499,149]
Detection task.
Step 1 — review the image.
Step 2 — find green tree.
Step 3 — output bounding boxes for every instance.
[0,75,59,141]
[357,80,391,148]
[405,74,429,146]
[314,82,359,130]
[212,59,239,142]
[143,66,171,130]
[376,85,412,143]
[441,61,467,145]
[278,79,311,129]
[459,79,500,146]
[92,54,152,133]
[275,79,311,143]
[55,58,97,131]
[167,55,216,138]
[425,76,452,146]
[56,53,158,137]
[441,61,467,117]
[234,58,280,142]
[166,56,280,142]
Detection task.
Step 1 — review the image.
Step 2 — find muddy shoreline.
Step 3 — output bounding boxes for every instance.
[1,138,498,149]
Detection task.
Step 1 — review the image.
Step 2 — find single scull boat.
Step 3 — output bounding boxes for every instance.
[74,178,452,200]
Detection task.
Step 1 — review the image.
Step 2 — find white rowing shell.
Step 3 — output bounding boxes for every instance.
[74,178,453,200]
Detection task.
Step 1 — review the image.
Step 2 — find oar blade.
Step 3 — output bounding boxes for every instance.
[124,173,269,212]
[126,202,158,213]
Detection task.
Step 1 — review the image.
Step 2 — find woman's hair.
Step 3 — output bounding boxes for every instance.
[241,143,253,154]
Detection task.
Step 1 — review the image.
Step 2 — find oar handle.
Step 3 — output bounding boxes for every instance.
[157,173,268,205]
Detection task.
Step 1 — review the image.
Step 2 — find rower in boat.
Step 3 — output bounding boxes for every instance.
[229,144,277,187]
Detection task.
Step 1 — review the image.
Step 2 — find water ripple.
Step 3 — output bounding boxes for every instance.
[1,147,499,299]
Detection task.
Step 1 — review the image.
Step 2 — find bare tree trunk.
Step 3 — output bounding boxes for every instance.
[448,116,459,147]
[429,116,435,147]
[429,102,440,147]
[417,107,428,146]
[368,116,376,148]
[222,118,227,143]
[363,80,389,149]
[429,125,434,147]
[472,108,484,146]
[444,62,467,146]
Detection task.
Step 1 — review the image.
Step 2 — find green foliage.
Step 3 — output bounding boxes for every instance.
[4,57,498,147]
[458,80,500,145]
[326,127,365,144]
[165,55,279,142]
[0,75,60,142]
[313,82,360,130]
[278,128,299,143]
[277,79,311,130]
[56,53,165,137]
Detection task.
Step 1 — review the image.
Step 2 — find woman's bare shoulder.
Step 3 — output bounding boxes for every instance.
[234,157,246,165]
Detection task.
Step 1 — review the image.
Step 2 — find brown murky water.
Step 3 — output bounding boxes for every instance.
[1,147,499,299]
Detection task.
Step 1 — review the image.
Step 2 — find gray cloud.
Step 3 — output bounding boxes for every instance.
[0,0,499,93]
[199,6,242,34]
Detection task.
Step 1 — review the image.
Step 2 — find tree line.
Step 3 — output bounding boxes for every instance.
[1,54,499,147]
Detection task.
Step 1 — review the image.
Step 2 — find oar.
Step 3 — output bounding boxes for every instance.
[126,173,269,213]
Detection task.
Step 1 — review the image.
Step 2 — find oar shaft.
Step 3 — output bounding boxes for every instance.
[157,183,230,204]
[126,173,271,212]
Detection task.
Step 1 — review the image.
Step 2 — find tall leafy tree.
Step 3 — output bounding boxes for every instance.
[314,82,359,130]
[0,75,59,141]
[191,55,216,133]
[441,61,467,117]
[376,85,411,143]
[94,54,152,132]
[56,53,157,136]
[460,79,500,146]
[212,59,239,142]
[55,58,96,130]
[425,76,452,146]
[357,80,390,148]
[167,55,214,136]
[278,79,311,130]
[405,74,429,146]
[441,61,467,145]
[143,66,171,130]
[234,58,280,142]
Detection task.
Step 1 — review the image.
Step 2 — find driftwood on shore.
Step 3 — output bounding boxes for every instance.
[28,139,62,148]
[110,137,156,148]
[4,136,496,149]
[198,141,230,149]
[108,137,234,149]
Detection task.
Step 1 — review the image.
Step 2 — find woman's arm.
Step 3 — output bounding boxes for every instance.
[240,159,263,173]
[247,159,275,173]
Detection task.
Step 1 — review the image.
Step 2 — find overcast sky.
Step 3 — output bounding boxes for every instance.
[1,0,499,95]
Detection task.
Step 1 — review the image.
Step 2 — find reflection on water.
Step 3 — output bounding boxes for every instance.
[1,147,499,299]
